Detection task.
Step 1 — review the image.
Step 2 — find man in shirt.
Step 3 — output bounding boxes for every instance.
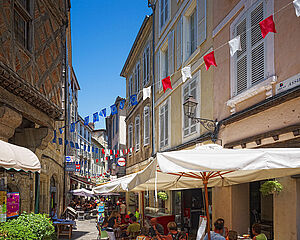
[204,220,225,240]
[126,216,141,238]
[252,223,267,240]
[149,218,164,237]
[120,201,126,220]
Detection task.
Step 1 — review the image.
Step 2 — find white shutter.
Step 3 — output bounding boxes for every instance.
[235,18,247,95]
[156,52,161,92]
[159,107,164,148]
[135,117,140,150]
[144,107,150,145]
[164,102,169,146]
[176,17,182,70]
[168,30,174,75]
[197,0,206,46]
[250,2,265,86]
[183,85,190,137]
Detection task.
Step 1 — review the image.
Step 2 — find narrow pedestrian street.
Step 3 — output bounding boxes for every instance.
[69,220,99,240]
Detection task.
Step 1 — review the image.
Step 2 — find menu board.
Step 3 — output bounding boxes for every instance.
[0,191,6,222]
[7,192,19,218]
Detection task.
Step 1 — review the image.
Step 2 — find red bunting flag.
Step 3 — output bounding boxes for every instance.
[102,149,105,154]
[110,149,113,155]
[162,76,172,93]
[259,15,276,39]
[115,154,118,158]
[96,159,98,163]
[203,51,217,70]
[106,156,108,160]
[117,150,119,155]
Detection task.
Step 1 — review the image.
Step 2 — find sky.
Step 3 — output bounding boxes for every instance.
[71,0,152,129]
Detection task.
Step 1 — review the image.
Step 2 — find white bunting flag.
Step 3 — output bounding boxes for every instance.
[228,35,242,56]
[181,65,192,83]
[143,86,151,100]
[120,150,123,157]
[294,0,300,17]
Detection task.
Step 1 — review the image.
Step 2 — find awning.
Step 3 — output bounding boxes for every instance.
[0,140,41,172]
[70,188,94,197]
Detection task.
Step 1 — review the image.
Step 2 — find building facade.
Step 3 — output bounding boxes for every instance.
[212,0,300,238]
[0,0,68,215]
[105,97,126,178]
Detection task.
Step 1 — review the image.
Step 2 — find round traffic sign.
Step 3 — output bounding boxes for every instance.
[117,158,126,167]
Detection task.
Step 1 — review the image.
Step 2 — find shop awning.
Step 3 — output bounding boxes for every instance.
[92,158,156,194]
[70,188,94,197]
[0,140,41,172]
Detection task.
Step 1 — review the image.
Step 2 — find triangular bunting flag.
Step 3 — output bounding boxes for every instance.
[130,94,138,106]
[99,108,106,117]
[102,148,105,155]
[181,66,192,83]
[52,130,57,143]
[162,76,172,93]
[70,123,75,133]
[59,138,63,145]
[59,128,64,134]
[259,15,276,39]
[110,104,118,115]
[70,141,74,148]
[203,51,217,70]
[93,112,99,123]
[228,35,242,56]
[75,143,79,149]
[84,116,89,126]
[294,0,300,17]
[119,99,125,110]
[143,86,151,100]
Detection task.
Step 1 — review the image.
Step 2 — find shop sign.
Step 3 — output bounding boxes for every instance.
[117,158,126,167]
[65,156,75,162]
[0,191,6,222]
[65,163,76,172]
[7,192,19,218]
[276,73,300,94]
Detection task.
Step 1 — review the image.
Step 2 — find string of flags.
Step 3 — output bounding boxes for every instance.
[160,1,299,91]
[53,1,299,140]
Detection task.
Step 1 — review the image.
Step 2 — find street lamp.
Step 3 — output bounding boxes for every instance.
[183,96,217,133]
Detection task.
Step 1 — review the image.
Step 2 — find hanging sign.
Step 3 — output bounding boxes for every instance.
[6,192,19,218]
[65,156,75,162]
[276,73,300,94]
[65,162,76,172]
[117,158,126,167]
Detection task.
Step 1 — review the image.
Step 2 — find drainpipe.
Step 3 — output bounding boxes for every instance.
[149,1,156,156]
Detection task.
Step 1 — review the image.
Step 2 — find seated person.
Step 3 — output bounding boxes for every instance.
[252,224,267,240]
[136,227,150,240]
[227,230,237,240]
[149,218,164,237]
[164,222,187,240]
[204,220,225,240]
[126,216,141,238]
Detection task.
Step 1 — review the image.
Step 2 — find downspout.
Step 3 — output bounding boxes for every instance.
[150,2,156,156]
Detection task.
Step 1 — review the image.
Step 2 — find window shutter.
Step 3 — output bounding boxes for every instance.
[164,103,169,146]
[197,0,206,46]
[183,85,190,137]
[176,17,182,70]
[250,3,265,86]
[236,18,247,95]
[168,30,174,75]
[135,117,140,150]
[144,107,150,145]
[159,107,164,148]
[156,52,161,92]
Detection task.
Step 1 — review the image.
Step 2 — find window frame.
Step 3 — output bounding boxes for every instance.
[230,0,275,98]
[128,75,133,97]
[143,106,150,146]
[135,115,140,151]
[143,44,151,87]
[159,0,170,32]
[159,99,170,150]
[134,62,140,94]
[128,123,133,152]
[182,71,200,140]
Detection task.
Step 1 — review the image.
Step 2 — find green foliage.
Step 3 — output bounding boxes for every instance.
[0,212,55,240]
[260,180,283,196]
[158,191,168,201]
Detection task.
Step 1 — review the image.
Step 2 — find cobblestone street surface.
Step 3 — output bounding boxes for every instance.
[62,219,99,240]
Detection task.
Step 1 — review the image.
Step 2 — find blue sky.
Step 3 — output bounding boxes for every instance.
[71,0,151,129]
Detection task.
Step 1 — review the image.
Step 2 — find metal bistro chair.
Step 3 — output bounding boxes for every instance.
[77,211,85,221]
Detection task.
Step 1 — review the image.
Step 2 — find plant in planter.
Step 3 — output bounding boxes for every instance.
[157,191,168,201]
[260,180,283,196]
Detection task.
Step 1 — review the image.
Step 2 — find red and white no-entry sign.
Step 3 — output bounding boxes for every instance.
[117,158,126,167]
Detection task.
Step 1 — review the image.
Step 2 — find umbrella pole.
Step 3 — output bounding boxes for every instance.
[203,179,211,240]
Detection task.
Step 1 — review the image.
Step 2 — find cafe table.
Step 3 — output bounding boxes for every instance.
[53,219,75,239]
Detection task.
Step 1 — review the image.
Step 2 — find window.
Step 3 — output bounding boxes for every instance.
[160,0,169,29]
[135,116,140,151]
[144,106,150,146]
[129,75,133,97]
[161,46,168,80]
[189,10,197,55]
[134,62,140,94]
[14,0,32,51]
[128,124,133,149]
[143,45,150,86]
[183,76,197,137]
[159,100,169,149]
[176,17,183,69]
[234,1,266,95]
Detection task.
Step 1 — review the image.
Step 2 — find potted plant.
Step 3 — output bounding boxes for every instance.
[259,180,283,196]
[157,191,168,201]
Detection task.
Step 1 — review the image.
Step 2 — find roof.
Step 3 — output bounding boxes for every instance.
[120,15,152,77]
